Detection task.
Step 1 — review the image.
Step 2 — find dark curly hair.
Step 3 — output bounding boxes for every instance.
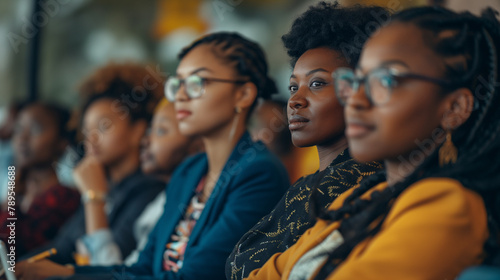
[313,6,500,279]
[79,63,165,124]
[282,1,391,67]
[178,32,278,116]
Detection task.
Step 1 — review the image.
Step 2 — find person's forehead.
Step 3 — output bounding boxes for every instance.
[359,22,445,75]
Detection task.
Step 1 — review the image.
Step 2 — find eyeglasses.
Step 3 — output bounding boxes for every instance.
[164,74,248,102]
[332,67,455,106]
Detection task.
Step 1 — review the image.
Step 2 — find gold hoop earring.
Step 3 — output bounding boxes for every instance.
[235,107,242,114]
[439,130,457,167]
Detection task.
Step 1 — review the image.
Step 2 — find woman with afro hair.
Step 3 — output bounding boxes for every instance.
[247,5,500,280]
[226,2,389,279]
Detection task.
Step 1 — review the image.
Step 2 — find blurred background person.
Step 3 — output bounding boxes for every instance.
[0,103,23,203]
[23,63,165,267]
[122,98,204,265]
[17,31,290,280]
[249,99,319,183]
[0,102,80,256]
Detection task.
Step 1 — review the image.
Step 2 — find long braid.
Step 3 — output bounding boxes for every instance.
[178,32,278,115]
[313,6,500,279]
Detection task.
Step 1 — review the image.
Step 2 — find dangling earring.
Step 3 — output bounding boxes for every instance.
[439,129,458,167]
[228,107,242,141]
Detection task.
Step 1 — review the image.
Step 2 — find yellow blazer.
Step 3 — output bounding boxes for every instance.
[246,178,488,280]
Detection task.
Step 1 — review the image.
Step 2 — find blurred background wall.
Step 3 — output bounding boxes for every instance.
[1,0,499,117]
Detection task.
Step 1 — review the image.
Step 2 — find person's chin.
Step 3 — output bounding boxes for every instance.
[291,133,315,148]
[140,163,154,175]
[348,145,378,163]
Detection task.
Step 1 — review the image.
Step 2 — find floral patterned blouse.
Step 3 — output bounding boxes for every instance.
[163,176,206,272]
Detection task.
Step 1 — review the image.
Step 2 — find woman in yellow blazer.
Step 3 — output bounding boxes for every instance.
[246,5,500,280]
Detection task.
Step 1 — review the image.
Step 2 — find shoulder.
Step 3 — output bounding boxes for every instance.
[389,177,486,225]
[233,140,285,172]
[398,178,483,208]
[118,172,165,199]
[171,152,207,177]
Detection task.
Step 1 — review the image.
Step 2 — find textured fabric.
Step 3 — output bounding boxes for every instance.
[163,177,206,272]
[80,229,121,265]
[25,170,164,265]
[288,230,343,280]
[246,178,488,280]
[226,149,382,280]
[124,191,167,266]
[74,132,290,280]
[0,184,80,256]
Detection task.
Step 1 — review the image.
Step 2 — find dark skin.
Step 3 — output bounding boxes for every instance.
[288,47,351,171]
[345,22,474,186]
[11,104,67,213]
[17,43,260,280]
[16,99,147,279]
[174,43,257,201]
[140,102,203,182]
[74,98,146,234]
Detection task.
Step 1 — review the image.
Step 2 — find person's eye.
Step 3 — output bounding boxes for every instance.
[310,80,327,89]
[379,75,398,88]
[99,122,112,133]
[288,84,298,94]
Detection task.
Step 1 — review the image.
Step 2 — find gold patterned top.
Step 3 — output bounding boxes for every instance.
[225,149,382,280]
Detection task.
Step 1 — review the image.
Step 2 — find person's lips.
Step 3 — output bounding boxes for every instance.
[288,115,310,131]
[346,120,375,138]
[176,110,192,121]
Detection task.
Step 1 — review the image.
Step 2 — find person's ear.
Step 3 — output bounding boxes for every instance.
[130,120,148,147]
[440,88,474,129]
[235,82,258,112]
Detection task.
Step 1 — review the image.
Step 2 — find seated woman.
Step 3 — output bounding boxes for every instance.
[246,6,500,280]
[227,3,386,279]
[0,103,80,256]
[123,99,203,265]
[17,32,290,280]
[21,63,166,266]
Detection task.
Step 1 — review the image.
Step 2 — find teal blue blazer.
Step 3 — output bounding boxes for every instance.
[75,132,290,280]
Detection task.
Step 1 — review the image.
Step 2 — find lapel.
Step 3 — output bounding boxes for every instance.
[153,155,208,274]
[186,132,254,248]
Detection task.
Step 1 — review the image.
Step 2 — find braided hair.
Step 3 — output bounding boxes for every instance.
[178,32,278,115]
[313,6,500,279]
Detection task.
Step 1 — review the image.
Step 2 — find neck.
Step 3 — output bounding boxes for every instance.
[107,151,140,184]
[25,166,59,195]
[316,136,349,171]
[384,156,417,187]
[203,116,246,190]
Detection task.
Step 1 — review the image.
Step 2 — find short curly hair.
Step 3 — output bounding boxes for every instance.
[282,1,392,67]
[79,62,165,123]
